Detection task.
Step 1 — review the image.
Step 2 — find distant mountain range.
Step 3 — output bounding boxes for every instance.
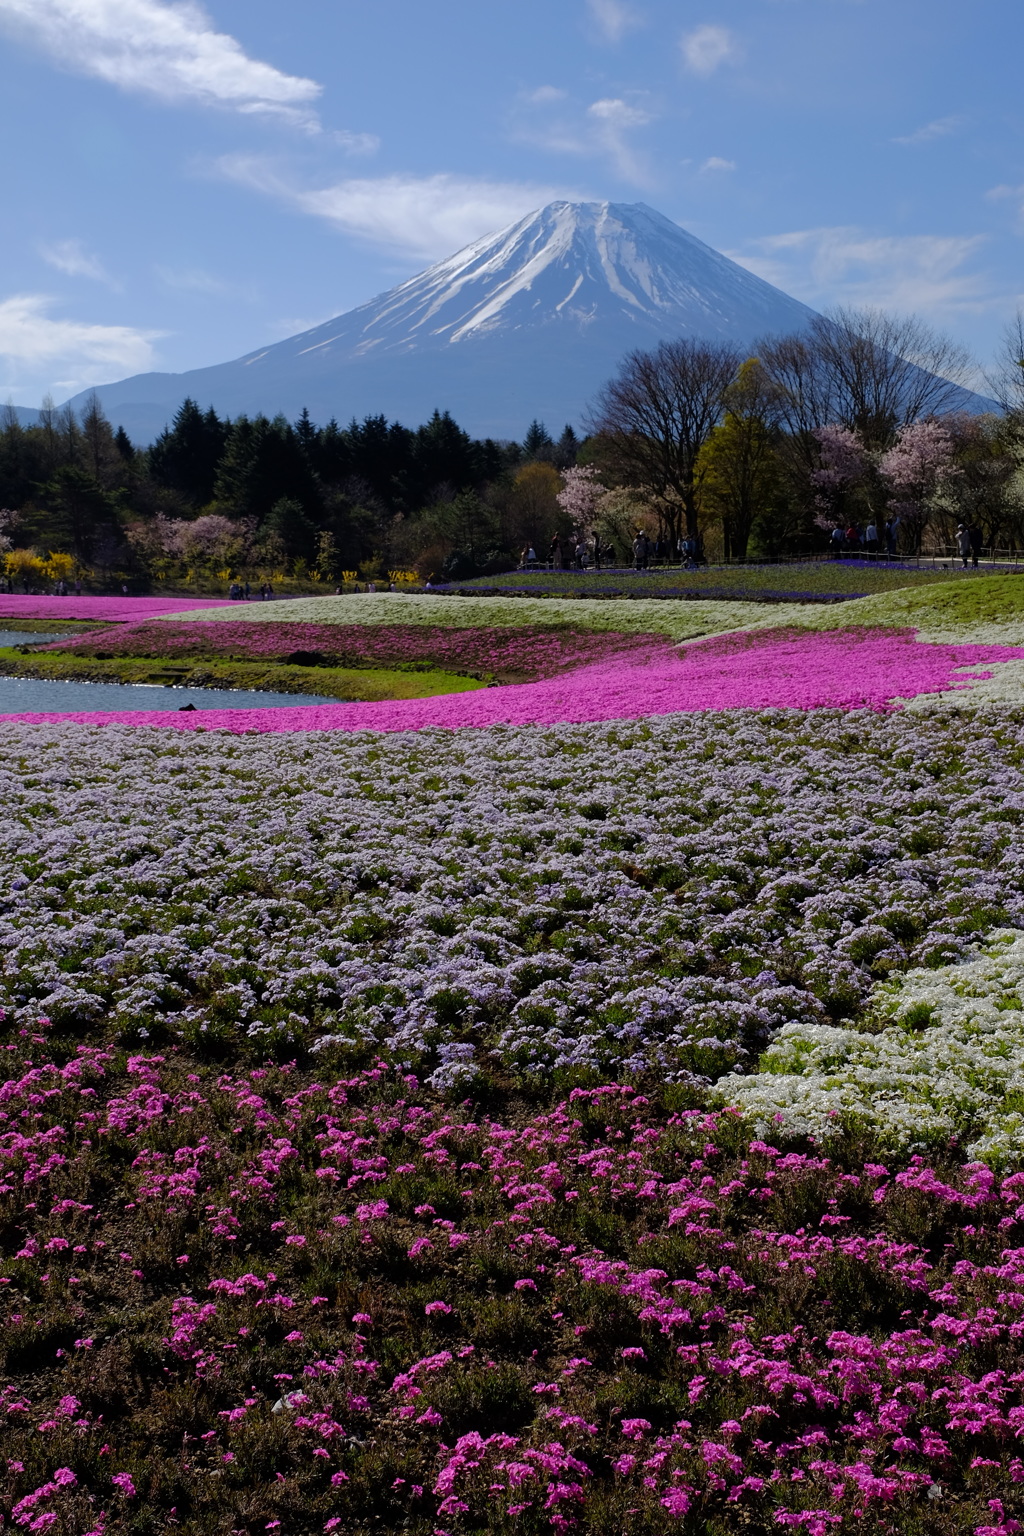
[33,201,997,443]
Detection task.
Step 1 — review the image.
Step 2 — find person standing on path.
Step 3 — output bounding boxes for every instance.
[885,517,900,558]
[968,523,983,569]
[955,524,972,568]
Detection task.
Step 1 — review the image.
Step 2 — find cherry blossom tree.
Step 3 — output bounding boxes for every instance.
[147,514,253,579]
[556,465,603,540]
[879,419,960,553]
[0,506,18,556]
[809,424,867,531]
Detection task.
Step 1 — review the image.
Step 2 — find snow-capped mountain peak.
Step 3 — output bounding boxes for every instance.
[276,200,815,363]
[69,200,819,440]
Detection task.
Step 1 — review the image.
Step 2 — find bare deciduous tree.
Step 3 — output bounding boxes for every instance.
[987,309,1024,417]
[759,308,977,451]
[586,338,742,543]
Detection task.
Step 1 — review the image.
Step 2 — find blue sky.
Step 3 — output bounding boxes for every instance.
[0,0,1020,408]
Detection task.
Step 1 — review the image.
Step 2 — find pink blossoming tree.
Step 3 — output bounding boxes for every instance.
[809,424,868,531]
[556,466,603,542]
[879,418,961,553]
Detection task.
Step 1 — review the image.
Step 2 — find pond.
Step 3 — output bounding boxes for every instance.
[0,677,338,714]
[0,630,79,646]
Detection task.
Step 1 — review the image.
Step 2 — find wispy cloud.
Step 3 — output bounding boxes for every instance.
[728,226,991,317]
[700,156,736,174]
[39,238,114,285]
[511,87,654,185]
[893,114,966,147]
[585,0,640,44]
[214,160,580,261]
[681,25,735,76]
[586,97,653,182]
[0,293,162,385]
[154,265,226,294]
[0,0,323,129]
[334,129,380,156]
[525,85,568,106]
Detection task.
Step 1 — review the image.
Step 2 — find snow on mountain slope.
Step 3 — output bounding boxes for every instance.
[60,203,808,440]
[260,201,817,361]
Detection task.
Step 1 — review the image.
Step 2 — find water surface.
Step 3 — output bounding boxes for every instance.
[0,677,337,714]
[0,631,76,646]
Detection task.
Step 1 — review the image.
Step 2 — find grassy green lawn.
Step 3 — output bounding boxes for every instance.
[441,560,1004,600]
[0,618,113,633]
[759,571,1024,644]
[0,648,486,701]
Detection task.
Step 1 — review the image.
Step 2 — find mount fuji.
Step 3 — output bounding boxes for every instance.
[71,202,822,442]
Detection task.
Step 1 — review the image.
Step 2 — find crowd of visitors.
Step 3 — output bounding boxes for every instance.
[828,518,984,566]
[228,581,275,600]
[518,531,706,572]
[829,518,903,558]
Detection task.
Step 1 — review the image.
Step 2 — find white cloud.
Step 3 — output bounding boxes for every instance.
[269,312,340,339]
[155,264,261,303]
[333,129,380,156]
[585,0,640,44]
[700,156,736,174]
[214,160,581,261]
[586,97,653,182]
[510,87,654,185]
[39,238,113,285]
[728,226,991,317]
[0,0,322,128]
[681,24,735,76]
[0,294,161,382]
[893,114,966,147]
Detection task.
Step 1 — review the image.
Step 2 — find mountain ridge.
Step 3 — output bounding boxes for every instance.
[57,201,996,443]
[64,201,820,442]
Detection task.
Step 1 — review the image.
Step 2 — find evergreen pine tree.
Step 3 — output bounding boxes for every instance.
[148,398,229,506]
[413,409,479,499]
[214,415,321,525]
[295,407,319,450]
[522,420,555,462]
[553,424,580,469]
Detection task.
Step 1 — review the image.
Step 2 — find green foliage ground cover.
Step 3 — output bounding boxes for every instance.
[826,572,1024,641]
[0,648,484,701]
[444,562,990,600]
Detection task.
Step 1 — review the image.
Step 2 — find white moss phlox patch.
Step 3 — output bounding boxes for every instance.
[725,929,1024,1163]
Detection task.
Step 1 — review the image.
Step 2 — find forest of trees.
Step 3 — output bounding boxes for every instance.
[3,307,1024,590]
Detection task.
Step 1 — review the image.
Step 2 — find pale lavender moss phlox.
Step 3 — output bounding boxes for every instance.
[1,707,1022,1084]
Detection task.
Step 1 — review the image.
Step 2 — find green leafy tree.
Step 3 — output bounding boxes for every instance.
[696,359,785,560]
[36,465,120,563]
[263,497,317,564]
